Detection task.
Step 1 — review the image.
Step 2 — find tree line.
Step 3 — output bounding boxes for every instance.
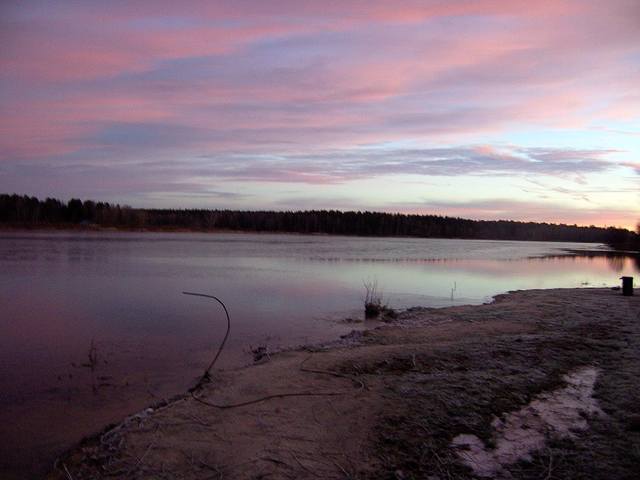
[1,193,638,248]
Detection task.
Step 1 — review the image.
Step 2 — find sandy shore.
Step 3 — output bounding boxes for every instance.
[48,288,639,479]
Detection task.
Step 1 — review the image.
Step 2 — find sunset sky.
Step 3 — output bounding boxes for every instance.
[1,1,638,228]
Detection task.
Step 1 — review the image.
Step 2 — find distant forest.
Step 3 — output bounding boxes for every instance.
[1,193,638,249]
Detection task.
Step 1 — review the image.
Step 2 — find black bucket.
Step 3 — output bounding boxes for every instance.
[620,276,634,296]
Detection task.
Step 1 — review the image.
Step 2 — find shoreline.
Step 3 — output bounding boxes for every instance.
[0,224,626,248]
[4,227,638,260]
[47,287,640,479]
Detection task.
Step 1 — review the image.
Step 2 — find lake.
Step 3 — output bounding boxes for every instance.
[0,231,638,478]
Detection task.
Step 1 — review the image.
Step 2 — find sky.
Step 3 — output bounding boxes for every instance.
[1,0,638,229]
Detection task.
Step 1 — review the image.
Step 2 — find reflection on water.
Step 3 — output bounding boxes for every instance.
[0,232,637,478]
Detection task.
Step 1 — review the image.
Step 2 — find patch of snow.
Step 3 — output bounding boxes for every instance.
[451,366,603,477]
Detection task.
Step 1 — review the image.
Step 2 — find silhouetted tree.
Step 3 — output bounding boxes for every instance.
[1,193,638,250]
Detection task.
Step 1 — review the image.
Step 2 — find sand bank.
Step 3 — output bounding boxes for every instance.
[49,288,639,479]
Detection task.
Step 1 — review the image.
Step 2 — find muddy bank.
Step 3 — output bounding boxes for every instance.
[49,288,639,479]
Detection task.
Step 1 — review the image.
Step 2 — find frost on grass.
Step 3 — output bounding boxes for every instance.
[451,366,603,478]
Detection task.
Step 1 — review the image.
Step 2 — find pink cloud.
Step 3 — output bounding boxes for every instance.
[1,0,638,228]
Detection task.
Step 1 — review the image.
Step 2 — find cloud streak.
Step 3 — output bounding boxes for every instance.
[2,145,631,190]
[190,146,625,183]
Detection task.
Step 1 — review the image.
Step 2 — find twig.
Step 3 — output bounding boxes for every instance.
[262,456,291,467]
[201,457,263,479]
[191,390,344,409]
[289,450,321,477]
[543,449,554,480]
[184,411,214,428]
[277,434,316,443]
[300,354,367,390]
[124,438,157,476]
[62,463,74,480]
[199,459,224,480]
[326,398,341,416]
[134,440,155,468]
[331,459,352,479]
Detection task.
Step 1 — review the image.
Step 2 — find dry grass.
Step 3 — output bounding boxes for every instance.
[363,281,396,320]
[345,289,640,479]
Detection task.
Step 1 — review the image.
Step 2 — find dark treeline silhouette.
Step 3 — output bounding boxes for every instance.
[1,193,638,248]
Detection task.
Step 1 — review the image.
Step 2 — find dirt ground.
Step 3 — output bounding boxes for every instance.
[48,288,639,479]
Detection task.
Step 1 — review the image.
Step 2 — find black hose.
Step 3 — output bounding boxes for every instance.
[183,291,231,386]
[182,291,348,408]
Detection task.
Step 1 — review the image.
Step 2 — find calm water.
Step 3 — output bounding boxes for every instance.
[0,231,638,478]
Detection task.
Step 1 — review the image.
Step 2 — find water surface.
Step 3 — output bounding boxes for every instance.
[0,232,637,478]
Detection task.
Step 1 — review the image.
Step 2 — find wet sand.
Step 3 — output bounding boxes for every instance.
[48,288,639,479]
